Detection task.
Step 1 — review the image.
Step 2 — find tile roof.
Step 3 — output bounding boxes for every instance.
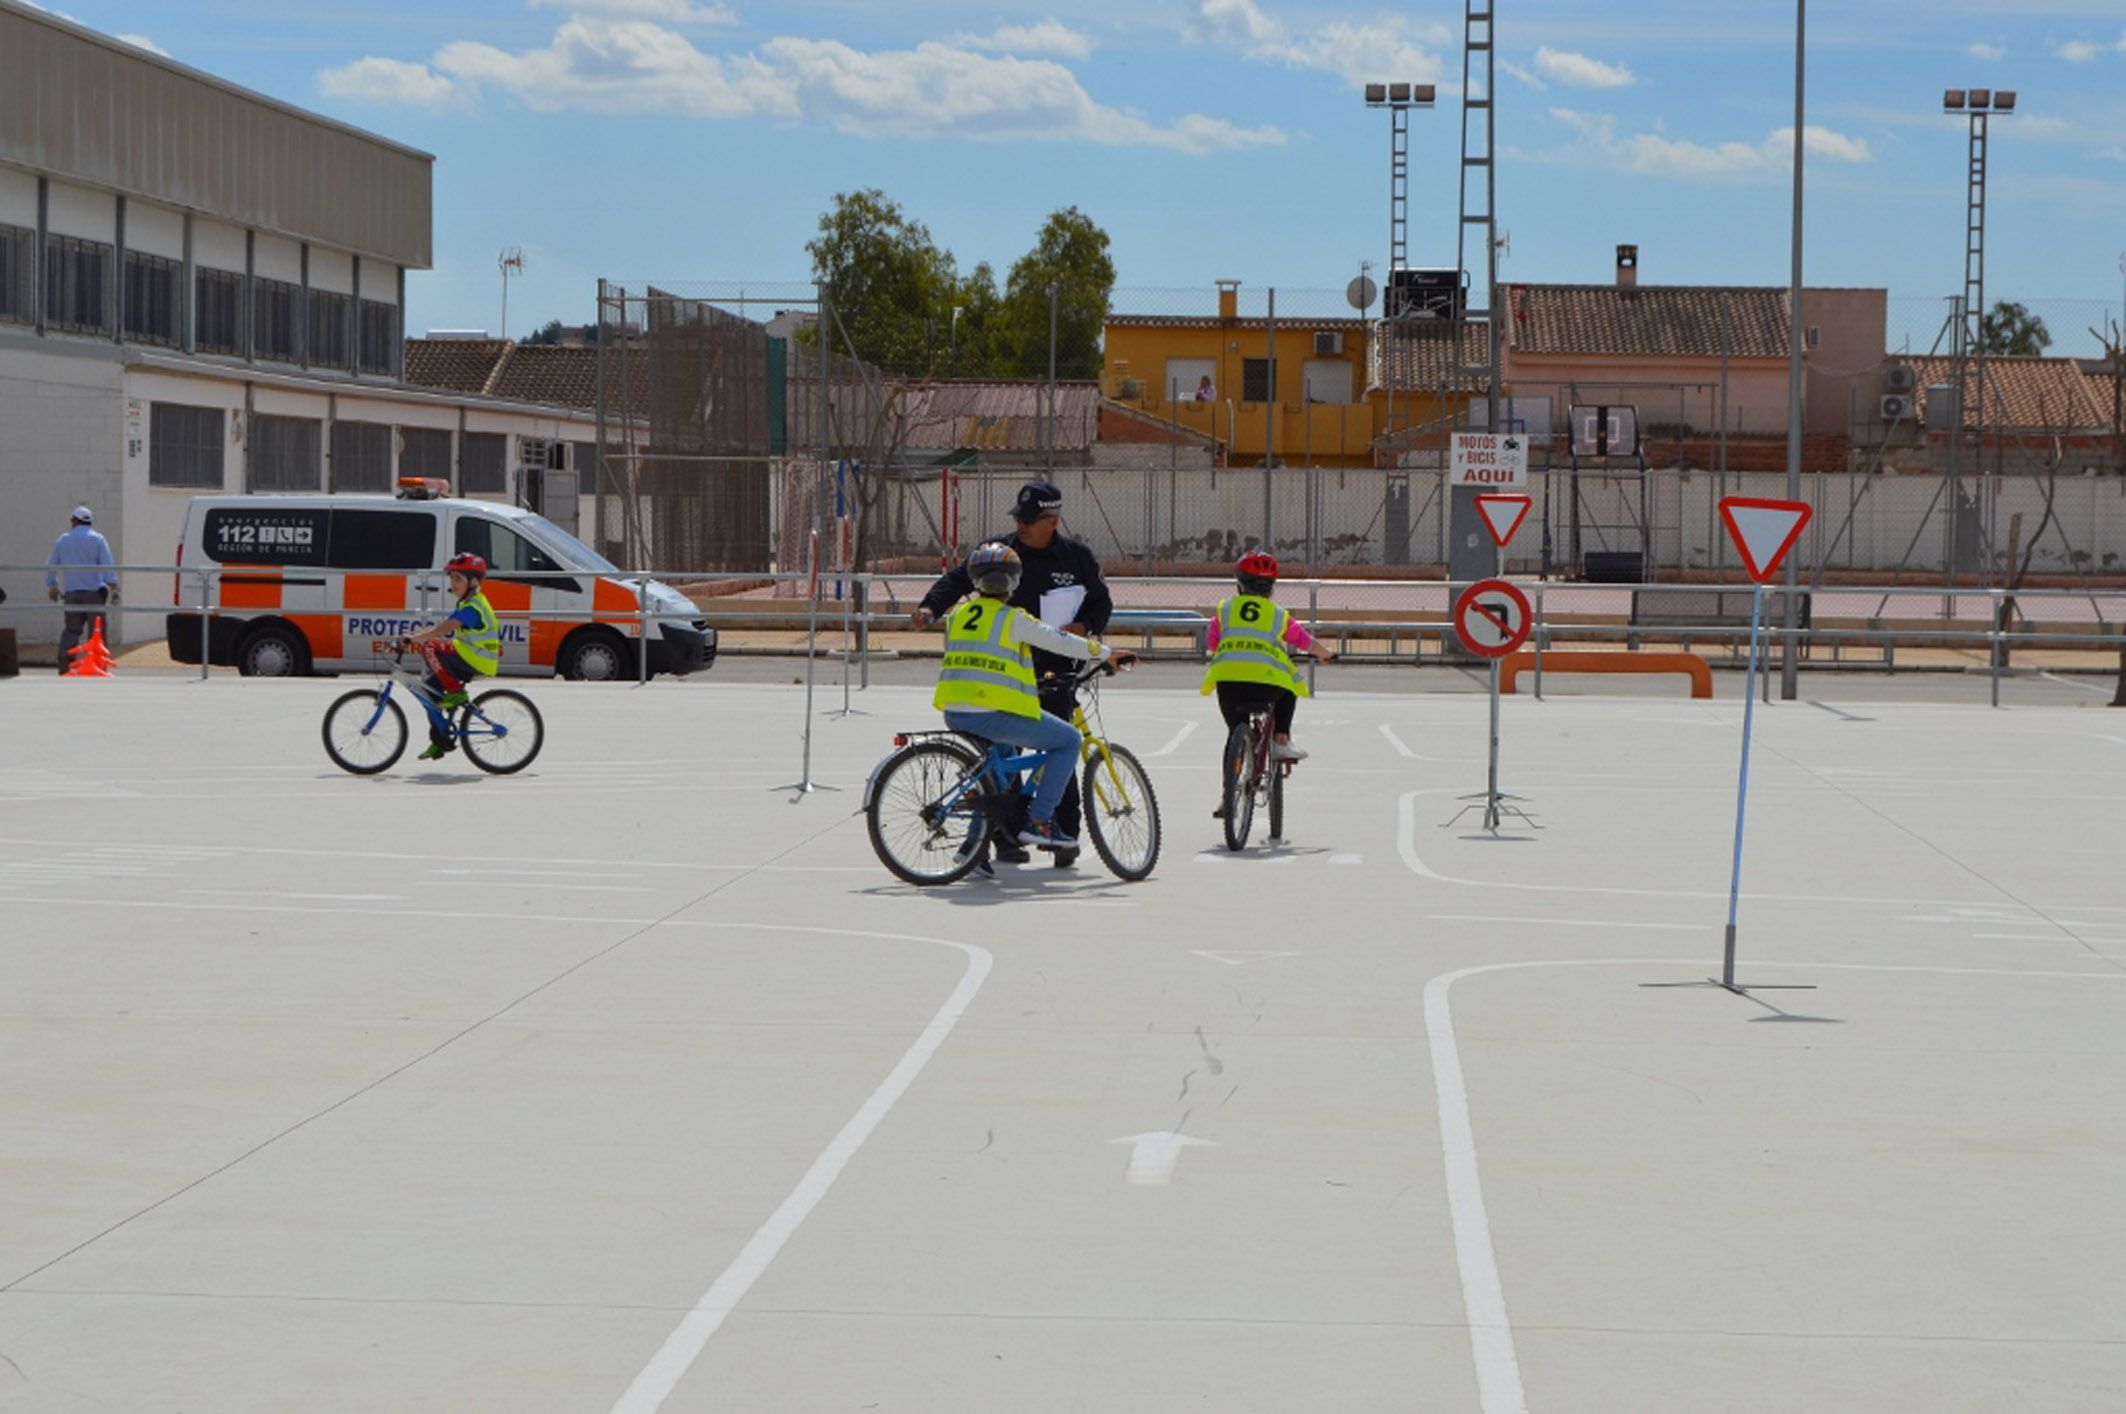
[1369,320,1493,392]
[1910,355,2109,431]
[487,344,601,410]
[2082,366,2122,430]
[1506,284,1790,358]
[402,338,508,393]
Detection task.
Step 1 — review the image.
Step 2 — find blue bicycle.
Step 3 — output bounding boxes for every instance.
[321,648,545,775]
[864,662,1161,885]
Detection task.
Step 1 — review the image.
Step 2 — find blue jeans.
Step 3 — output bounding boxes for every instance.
[944,708,1082,825]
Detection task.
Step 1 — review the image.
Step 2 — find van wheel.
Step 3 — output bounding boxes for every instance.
[238,623,311,677]
[559,628,633,682]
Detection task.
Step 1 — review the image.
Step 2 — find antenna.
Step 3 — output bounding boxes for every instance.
[498,247,525,340]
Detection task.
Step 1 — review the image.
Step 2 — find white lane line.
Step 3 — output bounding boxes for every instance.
[0,837,811,873]
[611,926,991,1414]
[415,880,658,894]
[1379,724,1450,762]
[1394,789,2123,912]
[1425,914,1704,932]
[180,890,406,902]
[1146,720,1200,757]
[2039,672,2112,698]
[1330,854,1364,865]
[1423,956,2126,1414]
[429,868,641,879]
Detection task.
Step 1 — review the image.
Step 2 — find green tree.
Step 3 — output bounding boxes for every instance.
[805,188,961,377]
[997,207,1117,380]
[1980,300,2051,355]
[519,319,566,346]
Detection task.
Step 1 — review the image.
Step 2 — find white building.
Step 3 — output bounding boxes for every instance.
[0,0,602,650]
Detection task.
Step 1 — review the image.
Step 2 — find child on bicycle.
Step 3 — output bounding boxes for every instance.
[934,542,1132,851]
[1202,552,1334,812]
[398,552,503,761]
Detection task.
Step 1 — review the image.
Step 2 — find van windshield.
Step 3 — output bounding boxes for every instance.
[514,512,620,572]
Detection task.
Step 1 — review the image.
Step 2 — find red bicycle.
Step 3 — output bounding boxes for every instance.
[1219,703,1287,851]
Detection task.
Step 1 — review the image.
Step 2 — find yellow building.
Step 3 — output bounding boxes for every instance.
[1103,284,1475,467]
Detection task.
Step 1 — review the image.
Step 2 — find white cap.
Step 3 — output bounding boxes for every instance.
[71,505,93,523]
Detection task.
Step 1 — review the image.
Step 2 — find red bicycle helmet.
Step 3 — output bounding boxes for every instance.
[1236,551,1279,594]
[445,552,487,578]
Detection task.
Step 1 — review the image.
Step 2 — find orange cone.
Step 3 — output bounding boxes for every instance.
[65,620,113,678]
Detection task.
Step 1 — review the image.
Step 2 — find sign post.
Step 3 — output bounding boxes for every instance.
[1712,496,1811,992]
[1450,577,1532,831]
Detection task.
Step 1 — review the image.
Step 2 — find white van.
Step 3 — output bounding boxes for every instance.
[166,483,716,680]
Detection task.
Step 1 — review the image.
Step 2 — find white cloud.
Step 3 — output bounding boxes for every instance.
[1534,46,1634,88]
[1500,59,1547,91]
[527,0,737,22]
[1966,42,2004,60]
[115,32,168,57]
[1548,107,1871,180]
[953,19,1094,61]
[332,16,1279,154]
[319,55,462,108]
[2056,39,2101,61]
[1184,0,1449,89]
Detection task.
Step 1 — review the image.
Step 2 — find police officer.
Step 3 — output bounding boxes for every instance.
[913,480,1113,868]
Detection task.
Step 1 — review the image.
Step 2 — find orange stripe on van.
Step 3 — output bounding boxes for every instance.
[219,569,283,610]
[291,615,342,661]
[483,582,531,611]
[531,618,566,665]
[593,577,639,630]
[343,575,406,611]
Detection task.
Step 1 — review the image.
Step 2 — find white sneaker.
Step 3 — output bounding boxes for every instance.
[1269,741,1308,761]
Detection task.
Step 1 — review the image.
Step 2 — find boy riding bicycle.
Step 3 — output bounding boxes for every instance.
[397,552,503,761]
[1202,552,1334,814]
[934,542,1132,852]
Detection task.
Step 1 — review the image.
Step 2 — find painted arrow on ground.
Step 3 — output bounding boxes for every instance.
[1111,1132,1216,1185]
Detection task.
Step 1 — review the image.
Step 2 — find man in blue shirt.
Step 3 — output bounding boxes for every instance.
[45,505,118,673]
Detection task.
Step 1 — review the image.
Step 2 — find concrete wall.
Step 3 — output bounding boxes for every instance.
[1800,288,1887,437]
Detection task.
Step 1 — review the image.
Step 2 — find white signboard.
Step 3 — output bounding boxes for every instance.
[1449,431,1529,490]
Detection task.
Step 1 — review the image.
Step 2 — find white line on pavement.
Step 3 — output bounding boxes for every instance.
[611,926,991,1414]
[1146,720,1200,757]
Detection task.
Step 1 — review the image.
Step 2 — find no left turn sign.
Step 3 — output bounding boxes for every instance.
[1452,578,1532,659]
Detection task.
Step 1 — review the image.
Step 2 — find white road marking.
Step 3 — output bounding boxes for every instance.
[1330,854,1364,865]
[2040,672,2112,697]
[429,867,642,880]
[1424,914,1705,932]
[1111,1131,1215,1185]
[1189,949,1301,965]
[1422,956,2126,1414]
[415,880,658,894]
[179,890,406,902]
[611,926,991,1414]
[1379,723,1448,762]
[1146,720,1201,757]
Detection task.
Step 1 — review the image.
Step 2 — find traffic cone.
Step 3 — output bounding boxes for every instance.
[65,620,113,678]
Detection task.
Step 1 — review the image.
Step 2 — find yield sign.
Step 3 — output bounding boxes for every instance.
[1474,494,1532,547]
[1719,496,1812,583]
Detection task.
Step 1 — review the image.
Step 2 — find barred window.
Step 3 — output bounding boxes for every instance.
[123,250,182,346]
[196,268,244,354]
[329,419,392,493]
[398,426,453,481]
[253,277,302,362]
[149,403,225,488]
[0,223,34,325]
[309,288,351,369]
[358,299,399,375]
[44,234,113,335]
[460,432,506,494]
[250,413,321,491]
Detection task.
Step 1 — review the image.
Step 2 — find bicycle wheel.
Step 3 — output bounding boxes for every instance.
[458,690,544,774]
[868,739,989,886]
[322,689,407,775]
[1267,755,1286,843]
[1082,742,1161,882]
[1221,720,1256,852]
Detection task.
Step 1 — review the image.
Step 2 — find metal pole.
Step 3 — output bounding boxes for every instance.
[1264,288,1277,549]
[198,567,211,681]
[1724,581,1768,989]
[1047,283,1058,479]
[1781,0,1805,701]
[1484,658,1502,830]
[636,573,649,685]
[594,278,608,555]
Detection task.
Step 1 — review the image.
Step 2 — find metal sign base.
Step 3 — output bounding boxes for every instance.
[1443,656,1538,833]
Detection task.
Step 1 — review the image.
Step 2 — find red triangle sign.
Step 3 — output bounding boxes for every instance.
[1719,497,1812,583]
[1474,494,1532,547]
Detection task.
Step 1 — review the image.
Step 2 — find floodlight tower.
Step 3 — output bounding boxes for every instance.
[1363,83,1437,293]
[1940,87,2013,587]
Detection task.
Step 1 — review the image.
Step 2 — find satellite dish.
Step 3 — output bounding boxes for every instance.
[1346,275,1379,313]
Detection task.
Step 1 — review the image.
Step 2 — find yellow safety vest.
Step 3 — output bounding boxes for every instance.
[933,599,1041,718]
[451,591,503,676]
[1201,594,1309,697]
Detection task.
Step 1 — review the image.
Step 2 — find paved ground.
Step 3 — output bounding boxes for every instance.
[4,667,2125,1411]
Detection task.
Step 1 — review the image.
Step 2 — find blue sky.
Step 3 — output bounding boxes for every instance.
[45,0,2126,353]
